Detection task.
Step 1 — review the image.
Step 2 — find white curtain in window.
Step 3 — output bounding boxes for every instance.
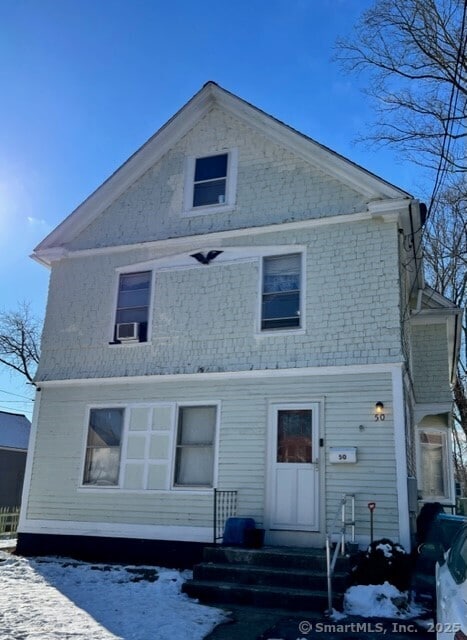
[263,254,300,293]
[175,406,216,486]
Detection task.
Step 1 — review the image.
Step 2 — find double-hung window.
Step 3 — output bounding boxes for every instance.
[193,154,228,207]
[262,254,301,330]
[83,408,124,486]
[114,271,151,342]
[174,406,216,487]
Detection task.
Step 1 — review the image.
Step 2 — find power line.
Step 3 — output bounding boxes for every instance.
[0,388,34,400]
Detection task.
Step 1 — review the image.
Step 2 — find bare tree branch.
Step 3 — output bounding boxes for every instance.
[0,303,41,385]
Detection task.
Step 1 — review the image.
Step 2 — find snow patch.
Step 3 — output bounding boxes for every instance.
[0,551,226,639]
[344,582,426,619]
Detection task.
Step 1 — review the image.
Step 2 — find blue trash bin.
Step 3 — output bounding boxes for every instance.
[222,517,256,546]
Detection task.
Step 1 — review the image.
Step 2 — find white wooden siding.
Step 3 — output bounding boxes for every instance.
[25,370,399,541]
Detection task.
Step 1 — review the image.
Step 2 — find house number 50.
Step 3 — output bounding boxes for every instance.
[375,413,385,421]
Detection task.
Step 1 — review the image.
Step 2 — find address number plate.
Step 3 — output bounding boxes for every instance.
[329,447,357,464]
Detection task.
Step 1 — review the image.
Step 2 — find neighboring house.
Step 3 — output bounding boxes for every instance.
[17,82,462,565]
[0,411,31,508]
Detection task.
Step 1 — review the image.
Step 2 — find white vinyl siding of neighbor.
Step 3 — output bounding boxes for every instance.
[24,369,399,542]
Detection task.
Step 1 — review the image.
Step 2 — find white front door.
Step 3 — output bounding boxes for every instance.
[268,403,319,531]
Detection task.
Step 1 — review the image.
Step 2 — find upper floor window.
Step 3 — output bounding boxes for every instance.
[83,408,124,486]
[174,406,217,487]
[114,271,151,343]
[193,154,228,207]
[183,149,238,215]
[262,254,301,330]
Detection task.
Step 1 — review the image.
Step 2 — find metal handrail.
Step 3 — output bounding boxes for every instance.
[325,493,355,614]
[213,489,237,544]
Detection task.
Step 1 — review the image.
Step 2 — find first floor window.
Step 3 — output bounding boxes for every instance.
[115,271,151,342]
[174,406,216,487]
[419,430,448,499]
[262,253,301,330]
[83,408,124,486]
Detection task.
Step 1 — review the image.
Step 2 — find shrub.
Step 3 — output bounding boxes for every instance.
[352,538,412,591]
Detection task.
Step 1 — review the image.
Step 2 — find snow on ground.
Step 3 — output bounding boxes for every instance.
[0,538,16,549]
[0,551,226,640]
[343,582,426,619]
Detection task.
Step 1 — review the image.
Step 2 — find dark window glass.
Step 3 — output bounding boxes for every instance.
[195,155,227,181]
[277,410,312,463]
[193,154,228,207]
[262,254,301,330]
[448,530,467,584]
[114,271,151,342]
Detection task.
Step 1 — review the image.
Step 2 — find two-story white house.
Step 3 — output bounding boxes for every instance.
[17,82,462,566]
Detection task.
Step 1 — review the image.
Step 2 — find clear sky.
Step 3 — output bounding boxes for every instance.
[0,0,429,419]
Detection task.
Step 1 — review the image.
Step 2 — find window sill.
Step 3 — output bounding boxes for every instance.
[181,203,236,217]
[108,341,152,348]
[255,328,306,338]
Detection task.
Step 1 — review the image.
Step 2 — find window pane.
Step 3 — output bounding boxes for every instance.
[83,447,121,485]
[175,447,214,485]
[193,179,226,207]
[262,291,300,322]
[194,154,227,181]
[178,406,216,444]
[277,410,312,463]
[84,409,124,486]
[262,255,301,330]
[87,409,124,447]
[420,431,446,497]
[117,290,150,309]
[174,406,216,486]
[116,308,148,324]
[115,271,151,342]
[119,272,151,291]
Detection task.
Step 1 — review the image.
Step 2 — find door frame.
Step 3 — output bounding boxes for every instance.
[265,400,323,538]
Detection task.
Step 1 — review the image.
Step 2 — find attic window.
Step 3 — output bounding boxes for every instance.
[183,149,237,215]
[193,154,228,207]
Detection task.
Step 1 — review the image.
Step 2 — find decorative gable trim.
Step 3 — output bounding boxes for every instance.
[34,82,411,256]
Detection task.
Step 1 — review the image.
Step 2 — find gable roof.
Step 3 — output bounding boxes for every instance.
[0,411,31,450]
[34,81,412,258]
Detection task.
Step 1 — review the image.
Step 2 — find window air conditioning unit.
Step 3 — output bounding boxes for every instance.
[116,322,140,341]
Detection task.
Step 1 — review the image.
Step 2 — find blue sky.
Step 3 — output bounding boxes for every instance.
[0,0,429,418]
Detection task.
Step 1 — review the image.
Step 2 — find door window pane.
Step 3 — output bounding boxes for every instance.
[277,409,312,463]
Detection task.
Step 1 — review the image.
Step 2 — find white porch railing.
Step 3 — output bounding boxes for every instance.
[325,493,355,614]
[0,506,20,539]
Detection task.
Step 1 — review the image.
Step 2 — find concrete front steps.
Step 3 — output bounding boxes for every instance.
[182,545,351,612]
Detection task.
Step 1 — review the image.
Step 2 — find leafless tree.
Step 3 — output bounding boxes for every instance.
[335,0,467,181]
[0,303,41,385]
[336,0,467,488]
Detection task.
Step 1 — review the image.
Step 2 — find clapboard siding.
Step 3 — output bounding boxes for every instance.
[24,369,400,541]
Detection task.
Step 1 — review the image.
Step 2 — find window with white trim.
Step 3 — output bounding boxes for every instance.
[83,408,124,486]
[419,429,449,499]
[114,271,151,343]
[262,253,301,330]
[193,154,228,207]
[174,406,216,487]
